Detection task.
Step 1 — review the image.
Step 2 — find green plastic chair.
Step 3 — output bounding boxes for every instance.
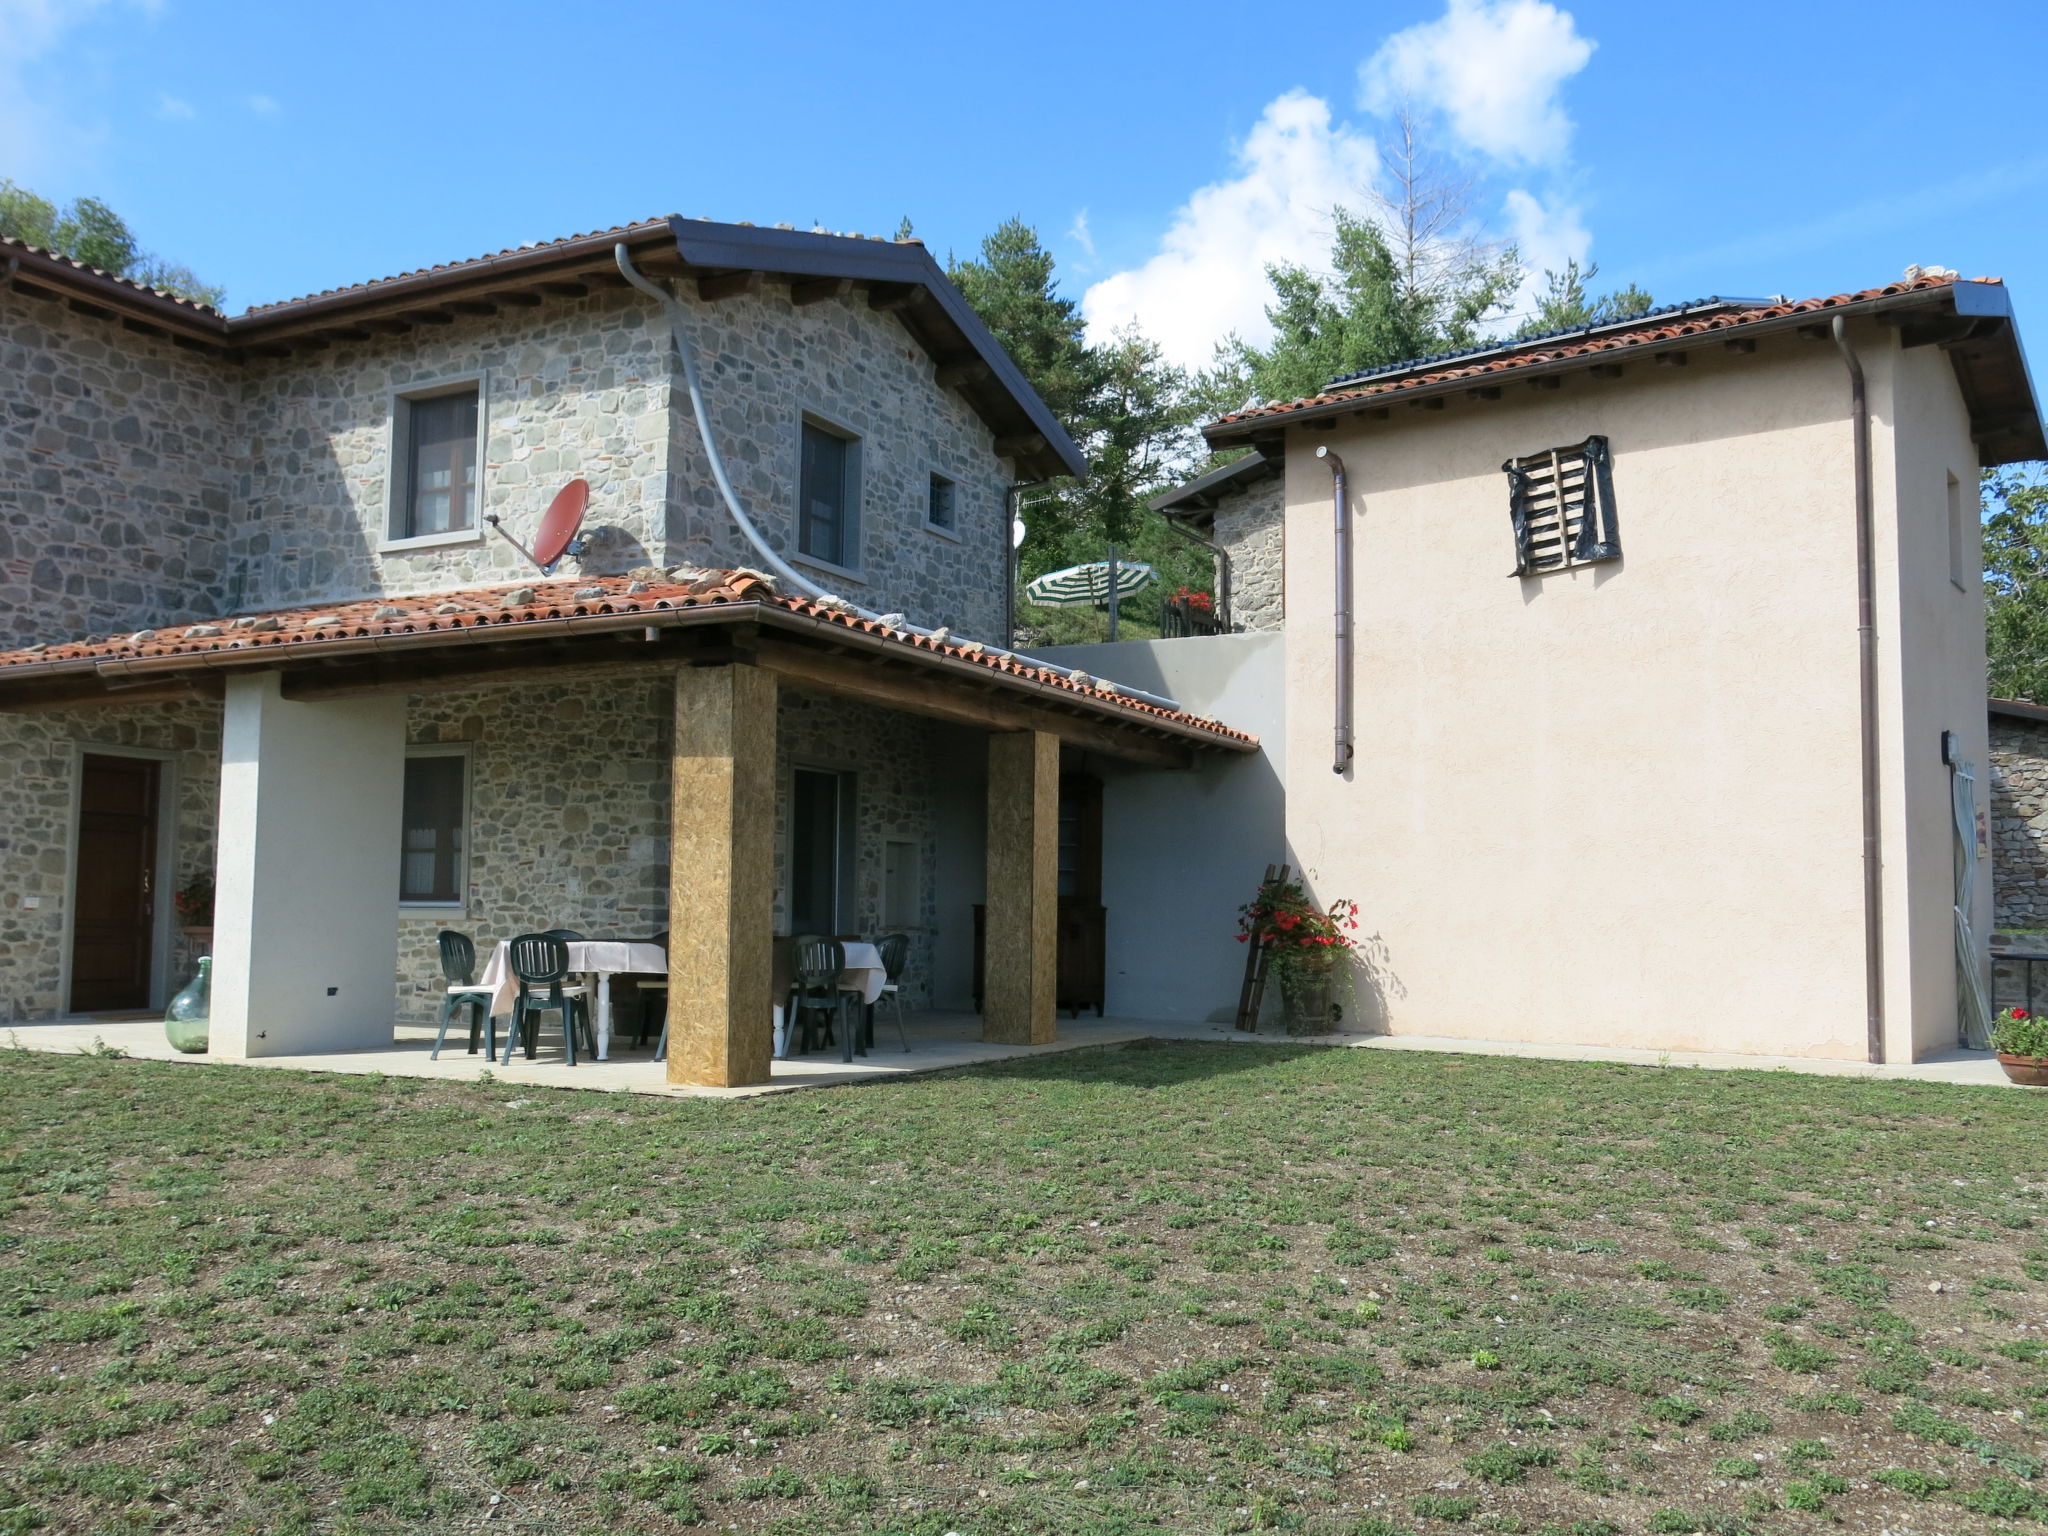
[873,933,911,1053]
[502,933,592,1065]
[791,936,853,1058]
[431,930,498,1061]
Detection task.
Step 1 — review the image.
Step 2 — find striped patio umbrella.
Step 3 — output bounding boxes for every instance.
[1024,560,1157,608]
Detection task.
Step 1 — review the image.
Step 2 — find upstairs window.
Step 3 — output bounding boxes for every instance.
[799,419,860,568]
[927,472,957,531]
[395,383,481,540]
[1502,434,1621,576]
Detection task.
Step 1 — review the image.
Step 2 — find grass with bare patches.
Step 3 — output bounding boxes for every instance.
[0,1041,2044,1534]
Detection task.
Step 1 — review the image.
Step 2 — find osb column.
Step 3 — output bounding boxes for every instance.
[984,729,1059,1045]
[667,664,777,1087]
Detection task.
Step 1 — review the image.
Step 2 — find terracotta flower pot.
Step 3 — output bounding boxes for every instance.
[1996,1052,2048,1087]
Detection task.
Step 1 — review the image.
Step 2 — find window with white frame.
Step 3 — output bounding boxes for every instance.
[799,419,860,568]
[1502,435,1622,576]
[400,749,469,906]
[391,381,483,541]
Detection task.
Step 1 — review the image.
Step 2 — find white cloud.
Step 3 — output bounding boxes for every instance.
[1081,90,1379,370]
[1502,186,1589,298]
[247,93,280,115]
[0,0,124,181]
[155,93,193,121]
[1360,0,1593,168]
[1066,209,1095,262]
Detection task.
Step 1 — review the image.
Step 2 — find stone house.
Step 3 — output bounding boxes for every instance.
[1101,273,2042,1063]
[0,218,1255,1086]
[1988,697,2048,931]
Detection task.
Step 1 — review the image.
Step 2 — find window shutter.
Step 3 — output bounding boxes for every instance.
[1501,435,1620,575]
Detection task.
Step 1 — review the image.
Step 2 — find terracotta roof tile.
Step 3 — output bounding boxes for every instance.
[1210,274,1991,431]
[0,572,1255,746]
[234,219,675,316]
[235,217,925,318]
[0,235,228,318]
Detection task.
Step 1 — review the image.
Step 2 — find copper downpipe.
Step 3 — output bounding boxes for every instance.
[1833,314,1886,1065]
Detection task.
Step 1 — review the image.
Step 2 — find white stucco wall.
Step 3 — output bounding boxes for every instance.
[212,673,405,1057]
[1272,318,1984,1060]
[1035,633,1286,1023]
[1881,339,1993,1060]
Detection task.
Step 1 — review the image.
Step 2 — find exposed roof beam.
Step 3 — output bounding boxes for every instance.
[698,269,764,302]
[790,276,853,307]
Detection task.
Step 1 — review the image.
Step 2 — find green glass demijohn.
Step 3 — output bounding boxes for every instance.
[164,956,211,1054]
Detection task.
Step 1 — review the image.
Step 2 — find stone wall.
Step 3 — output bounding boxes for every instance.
[1990,712,2048,929]
[394,675,947,1026]
[663,287,1013,641]
[0,699,222,1020]
[231,281,1011,639]
[0,291,236,649]
[394,677,676,1025]
[233,291,674,611]
[774,687,941,1007]
[1212,473,1285,633]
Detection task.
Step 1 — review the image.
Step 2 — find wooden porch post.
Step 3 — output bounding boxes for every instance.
[666,664,777,1087]
[984,729,1059,1045]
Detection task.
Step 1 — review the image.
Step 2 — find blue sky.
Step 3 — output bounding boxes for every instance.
[7,0,2048,373]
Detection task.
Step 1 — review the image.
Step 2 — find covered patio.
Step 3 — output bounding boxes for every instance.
[0,570,1257,1088]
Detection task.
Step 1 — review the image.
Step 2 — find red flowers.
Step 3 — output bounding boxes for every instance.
[1236,877,1360,956]
[2013,1008,2031,1020]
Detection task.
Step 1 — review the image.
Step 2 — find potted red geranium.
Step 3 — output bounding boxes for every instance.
[1993,1007,2048,1086]
[1237,874,1359,1033]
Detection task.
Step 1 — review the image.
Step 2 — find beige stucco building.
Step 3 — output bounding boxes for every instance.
[1189,275,2041,1063]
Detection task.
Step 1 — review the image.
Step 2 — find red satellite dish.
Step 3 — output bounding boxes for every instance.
[533,479,589,571]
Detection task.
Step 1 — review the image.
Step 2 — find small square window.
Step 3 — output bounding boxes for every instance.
[396,386,481,540]
[400,751,468,905]
[883,840,919,927]
[927,473,957,531]
[1502,434,1621,575]
[1948,471,1973,590]
[799,420,859,568]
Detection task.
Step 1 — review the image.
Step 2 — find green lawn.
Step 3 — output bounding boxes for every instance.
[0,1041,2044,1536]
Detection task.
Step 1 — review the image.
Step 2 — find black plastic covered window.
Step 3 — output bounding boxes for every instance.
[1502,434,1621,576]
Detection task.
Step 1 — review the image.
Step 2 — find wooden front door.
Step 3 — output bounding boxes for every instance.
[70,754,161,1012]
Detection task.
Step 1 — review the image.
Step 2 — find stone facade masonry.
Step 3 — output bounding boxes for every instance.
[388,678,944,1029]
[0,259,1015,1029]
[0,300,236,649]
[0,701,221,1020]
[1990,712,2048,929]
[5,275,1015,647]
[1211,473,1285,634]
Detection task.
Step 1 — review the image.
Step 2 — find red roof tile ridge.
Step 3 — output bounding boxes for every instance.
[1212,273,1986,428]
[1,234,227,317]
[0,570,1255,742]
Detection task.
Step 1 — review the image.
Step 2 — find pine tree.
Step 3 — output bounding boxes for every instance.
[1515,259,1653,338]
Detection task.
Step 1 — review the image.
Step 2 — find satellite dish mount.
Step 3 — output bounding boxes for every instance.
[487,478,590,575]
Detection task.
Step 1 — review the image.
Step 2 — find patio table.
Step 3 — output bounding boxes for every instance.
[477,939,667,1062]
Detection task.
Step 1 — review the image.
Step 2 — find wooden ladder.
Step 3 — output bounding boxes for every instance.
[1233,862,1289,1032]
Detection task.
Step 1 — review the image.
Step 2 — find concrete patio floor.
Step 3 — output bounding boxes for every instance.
[1,1013,2024,1094]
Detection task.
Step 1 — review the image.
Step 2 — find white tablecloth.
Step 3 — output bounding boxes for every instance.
[477,940,667,1060]
[473,938,884,1062]
[835,941,889,1006]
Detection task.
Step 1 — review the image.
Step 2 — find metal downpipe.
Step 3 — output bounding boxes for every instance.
[613,244,1185,713]
[1833,314,1886,1065]
[1317,446,1354,775]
